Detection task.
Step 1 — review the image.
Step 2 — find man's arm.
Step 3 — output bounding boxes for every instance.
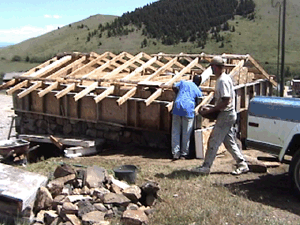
[199,97,230,116]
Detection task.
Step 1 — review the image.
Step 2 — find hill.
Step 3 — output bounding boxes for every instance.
[0,0,300,80]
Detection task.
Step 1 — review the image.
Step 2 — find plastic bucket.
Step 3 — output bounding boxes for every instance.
[113,165,137,184]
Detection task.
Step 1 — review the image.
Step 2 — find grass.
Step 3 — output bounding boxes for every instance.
[0,0,300,76]
[7,149,295,225]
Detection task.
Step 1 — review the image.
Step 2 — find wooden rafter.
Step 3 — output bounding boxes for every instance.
[121,56,157,81]
[145,57,199,106]
[103,52,145,79]
[247,55,277,86]
[55,83,76,99]
[28,55,72,78]
[66,52,111,78]
[6,80,29,95]
[74,82,98,101]
[17,81,42,98]
[82,52,128,78]
[38,82,59,97]
[194,91,215,115]
[117,87,137,106]
[47,56,87,79]
[94,86,115,103]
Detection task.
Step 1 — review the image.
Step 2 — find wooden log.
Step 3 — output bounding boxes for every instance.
[94,86,115,103]
[6,80,29,95]
[55,83,76,99]
[17,81,42,98]
[74,82,98,101]
[117,87,137,106]
[38,82,59,97]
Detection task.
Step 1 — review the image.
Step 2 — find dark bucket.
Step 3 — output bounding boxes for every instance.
[113,165,138,184]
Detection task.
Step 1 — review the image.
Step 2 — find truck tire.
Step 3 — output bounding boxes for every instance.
[289,150,300,196]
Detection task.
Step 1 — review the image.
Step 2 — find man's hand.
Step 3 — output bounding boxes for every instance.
[199,105,212,116]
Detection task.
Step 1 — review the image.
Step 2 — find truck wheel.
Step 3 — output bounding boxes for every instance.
[289,150,300,195]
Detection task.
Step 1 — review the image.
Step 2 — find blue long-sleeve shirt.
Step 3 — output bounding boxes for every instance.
[172,80,202,118]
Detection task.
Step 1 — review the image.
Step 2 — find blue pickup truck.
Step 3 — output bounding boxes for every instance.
[246,96,300,194]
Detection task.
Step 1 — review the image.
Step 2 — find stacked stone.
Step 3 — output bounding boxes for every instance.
[18,113,169,149]
[31,163,160,225]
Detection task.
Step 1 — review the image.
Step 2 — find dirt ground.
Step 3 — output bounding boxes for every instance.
[1,91,300,222]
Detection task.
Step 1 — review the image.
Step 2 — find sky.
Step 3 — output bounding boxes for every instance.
[0,0,157,44]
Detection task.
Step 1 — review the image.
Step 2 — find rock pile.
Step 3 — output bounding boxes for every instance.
[31,163,160,225]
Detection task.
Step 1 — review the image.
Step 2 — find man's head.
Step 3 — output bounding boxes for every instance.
[210,56,224,76]
[193,75,202,86]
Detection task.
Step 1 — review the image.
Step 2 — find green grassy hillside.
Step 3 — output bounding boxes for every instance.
[0,0,299,80]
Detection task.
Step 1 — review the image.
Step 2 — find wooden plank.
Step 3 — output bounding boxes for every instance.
[74,82,98,101]
[247,55,277,86]
[166,102,173,112]
[6,80,29,95]
[117,87,137,106]
[103,52,144,79]
[94,86,115,103]
[145,88,163,106]
[82,52,127,78]
[17,81,42,98]
[66,52,111,78]
[28,55,72,78]
[195,91,214,115]
[0,79,16,90]
[144,57,199,106]
[47,56,87,79]
[55,83,76,99]
[144,57,178,81]
[121,56,157,81]
[38,81,59,97]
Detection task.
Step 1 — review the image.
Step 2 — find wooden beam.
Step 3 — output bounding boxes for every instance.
[117,87,137,106]
[74,82,98,101]
[144,57,178,82]
[17,81,42,98]
[144,57,199,106]
[82,52,127,78]
[145,88,163,106]
[6,80,29,95]
[66,52,111,78]
[28,55,72,78]
[247,55,277,86]
[94,86,115,103]
[0,79,16,90]
[121,56,157,81]
[55,83,76,99]
[38,82,59,97]
[47,56,87,79]
[195,91,214,115]
[103,52,145,79]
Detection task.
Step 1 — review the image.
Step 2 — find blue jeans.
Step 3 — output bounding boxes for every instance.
[171,114,194,158]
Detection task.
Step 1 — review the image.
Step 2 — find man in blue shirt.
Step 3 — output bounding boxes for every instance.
[171,75,202,160]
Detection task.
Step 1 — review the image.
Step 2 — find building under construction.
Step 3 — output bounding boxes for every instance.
[0,52,276,151]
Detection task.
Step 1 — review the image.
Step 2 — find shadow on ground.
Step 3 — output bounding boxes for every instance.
[222,173,300,216]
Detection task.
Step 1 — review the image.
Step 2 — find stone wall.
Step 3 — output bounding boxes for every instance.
[16,113,171,150]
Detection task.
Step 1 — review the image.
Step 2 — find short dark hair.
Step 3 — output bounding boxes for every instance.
[193,75,202,86]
